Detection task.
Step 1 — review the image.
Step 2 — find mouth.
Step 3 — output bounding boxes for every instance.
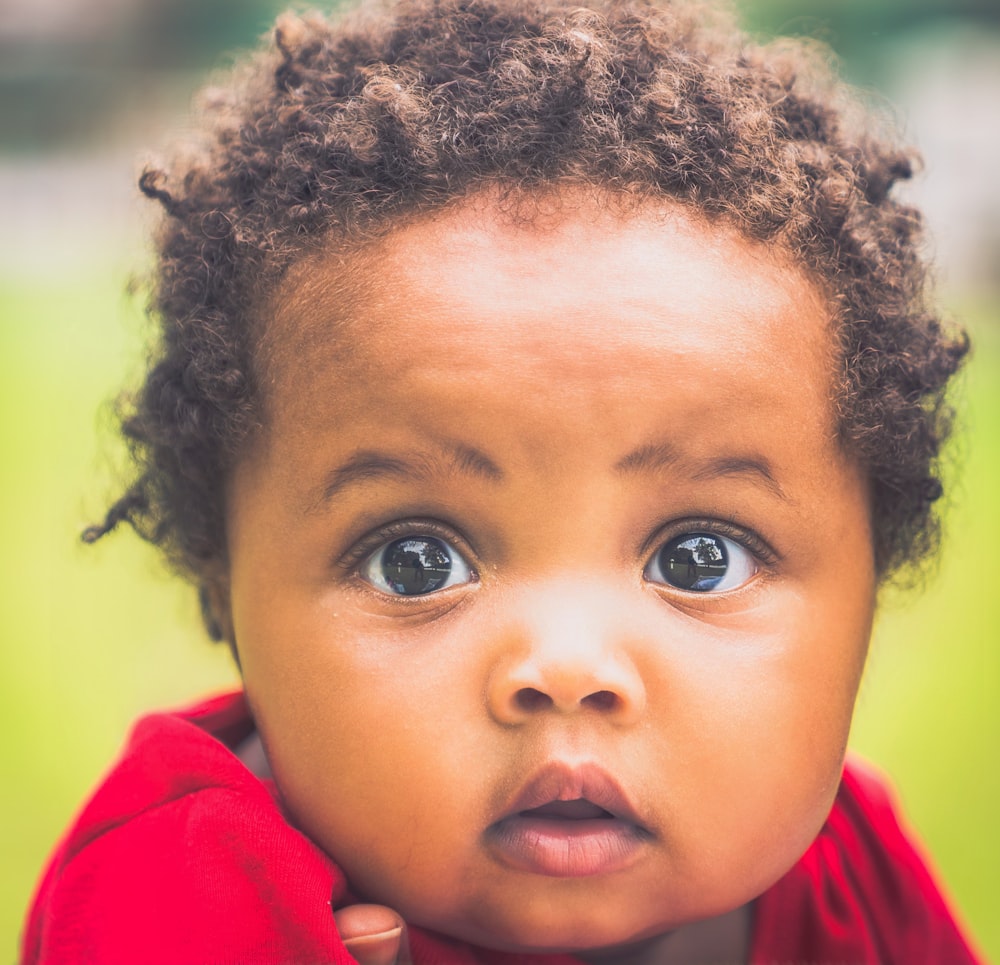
[484,762,652,878]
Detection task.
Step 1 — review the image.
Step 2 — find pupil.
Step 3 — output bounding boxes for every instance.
[660,534,728,591]
[382,537,453,594]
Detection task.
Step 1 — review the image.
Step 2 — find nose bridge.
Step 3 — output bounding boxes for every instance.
[486,578,647,725]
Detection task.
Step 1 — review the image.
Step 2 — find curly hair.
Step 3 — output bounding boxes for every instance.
[86,0,967,635]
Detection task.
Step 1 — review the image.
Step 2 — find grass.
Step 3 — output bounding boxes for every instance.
[1,273,997,960]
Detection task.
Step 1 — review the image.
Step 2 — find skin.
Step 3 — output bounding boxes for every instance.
[225,194,876,963]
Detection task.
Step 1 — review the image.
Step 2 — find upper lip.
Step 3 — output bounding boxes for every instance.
[497,761,647,829]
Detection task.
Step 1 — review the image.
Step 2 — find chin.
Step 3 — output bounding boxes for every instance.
[421,896,666,956]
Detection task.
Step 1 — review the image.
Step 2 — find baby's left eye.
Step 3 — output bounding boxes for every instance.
[362,535,473,596]
[644,533,757,593]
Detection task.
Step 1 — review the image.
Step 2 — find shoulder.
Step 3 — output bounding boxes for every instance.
[22,692,351,965]
[751,756,984,965]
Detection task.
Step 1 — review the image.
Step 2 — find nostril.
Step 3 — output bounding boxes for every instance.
[582,690,618,712]
[515,687,553,712]
[513,687,621,713]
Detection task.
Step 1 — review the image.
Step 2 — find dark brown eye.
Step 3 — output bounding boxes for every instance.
[363,536,472,595]
[645,533,755,592]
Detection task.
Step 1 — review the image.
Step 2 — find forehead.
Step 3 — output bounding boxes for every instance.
[263,192,834,416]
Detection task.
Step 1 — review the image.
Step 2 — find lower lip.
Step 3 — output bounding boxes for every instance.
[485,815,649,877]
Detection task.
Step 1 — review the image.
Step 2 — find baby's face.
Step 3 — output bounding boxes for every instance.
[226,196,875,953]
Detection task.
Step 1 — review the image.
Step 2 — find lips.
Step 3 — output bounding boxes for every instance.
[484,762,651,878]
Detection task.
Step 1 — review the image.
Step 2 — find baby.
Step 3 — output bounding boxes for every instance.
[23,0,983,962]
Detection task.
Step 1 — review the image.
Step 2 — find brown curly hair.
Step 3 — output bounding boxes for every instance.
[86,0,968,636]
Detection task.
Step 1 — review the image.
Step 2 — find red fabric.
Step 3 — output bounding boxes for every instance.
[749,760,982,965]
[23,692,983,965]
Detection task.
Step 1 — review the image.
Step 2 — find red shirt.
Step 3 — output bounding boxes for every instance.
[23,692,983,964]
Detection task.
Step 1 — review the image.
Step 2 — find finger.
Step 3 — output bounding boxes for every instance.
[334,904,411,965]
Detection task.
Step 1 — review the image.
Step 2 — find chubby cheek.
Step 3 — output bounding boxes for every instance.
[659,583,871,894]
[236,603,490,898]
[747,604,870,873]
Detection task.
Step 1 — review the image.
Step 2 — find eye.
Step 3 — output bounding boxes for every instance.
[361,535,473,596]
[644,532,757,593]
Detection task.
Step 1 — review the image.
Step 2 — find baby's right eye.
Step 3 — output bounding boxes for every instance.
[361,535,473,596]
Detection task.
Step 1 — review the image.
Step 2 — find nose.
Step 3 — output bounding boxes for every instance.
[485,582,647,727]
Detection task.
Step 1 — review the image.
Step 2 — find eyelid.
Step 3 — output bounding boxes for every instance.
[337,517,477,573]
[642,518,779,567]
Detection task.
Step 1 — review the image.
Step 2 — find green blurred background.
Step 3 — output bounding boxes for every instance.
[1,0,997,958]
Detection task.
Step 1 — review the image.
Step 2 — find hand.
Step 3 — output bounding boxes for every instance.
[334,903,412,965]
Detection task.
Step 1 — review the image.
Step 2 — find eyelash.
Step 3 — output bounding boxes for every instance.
[338,519,476,574]
[646,518,777,567]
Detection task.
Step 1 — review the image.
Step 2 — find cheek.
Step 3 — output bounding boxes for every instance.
[761,594,872,850]
[660,583,871,879]
[238,604,491,887]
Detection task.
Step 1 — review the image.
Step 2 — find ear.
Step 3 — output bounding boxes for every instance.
[198,572,236,655]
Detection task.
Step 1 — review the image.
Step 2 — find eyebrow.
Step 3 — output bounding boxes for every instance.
[309,442,503,510]
[615,442,786,499]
